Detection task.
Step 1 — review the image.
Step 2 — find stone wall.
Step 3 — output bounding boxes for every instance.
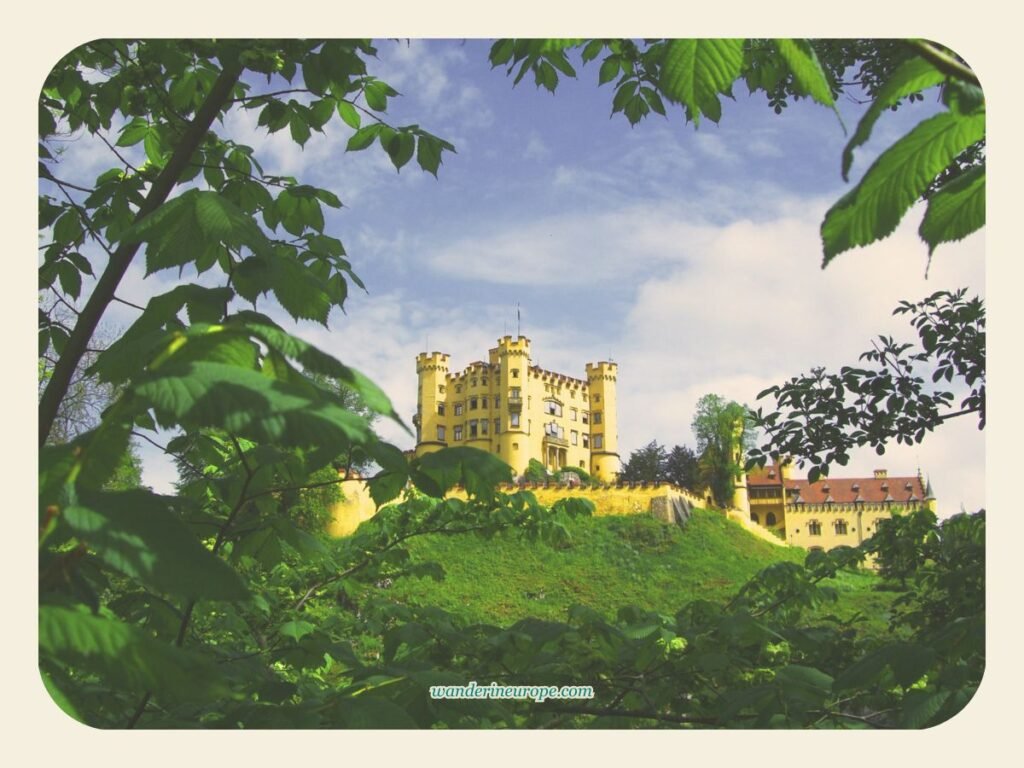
[327,480,711,536]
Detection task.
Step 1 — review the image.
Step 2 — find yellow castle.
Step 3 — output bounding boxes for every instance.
[735,459,937,550]
[413,336,621,481]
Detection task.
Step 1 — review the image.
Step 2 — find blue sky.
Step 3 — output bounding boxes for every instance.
[49,39,986,516]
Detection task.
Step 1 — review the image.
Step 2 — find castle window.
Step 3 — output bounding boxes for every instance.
[482,377,488,386]
[481,418,489,435]
[510,387,521,400]
[594,394,601,403]
[510,412,520,428]
[582,434,590,448]
[438,385,446,394]
[835,519,848,535]
[494,395,500,408]
[545,400,562,417]
[593,411,602,425]
[437,403,445,416]
[469,420,478,438]
[456,385,462,394]
[454,425,463,441]
[454,403,464,416]
[570,407,578,421]
[471,378,477,387]
[750,512,760,524]
[469,397,478,410]
[437,426,446,441]
[571,430,578,446]
[582,412,589,425]
[580,461,585,468]
[766,512,777,526]
[494,419,500,434]
[808,520,822,536]
[512,368,519,378]
[593,435,603,449]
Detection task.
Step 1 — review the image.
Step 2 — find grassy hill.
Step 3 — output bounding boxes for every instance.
[377,509,895,632]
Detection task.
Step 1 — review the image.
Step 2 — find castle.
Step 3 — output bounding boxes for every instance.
[413,336,621,481]
[410,337,935,551]
[734,459,936,550]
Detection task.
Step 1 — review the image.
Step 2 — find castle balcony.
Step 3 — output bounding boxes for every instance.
[543,434,569,449]
[507,395,523,411]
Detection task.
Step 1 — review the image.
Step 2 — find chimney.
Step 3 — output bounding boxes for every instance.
[873,469,888,479]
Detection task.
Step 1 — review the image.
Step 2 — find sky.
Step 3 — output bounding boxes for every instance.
[46,39,985,517]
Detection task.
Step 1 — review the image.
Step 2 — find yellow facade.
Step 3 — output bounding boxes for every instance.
[414,336,621,481]
[741,462,937,552]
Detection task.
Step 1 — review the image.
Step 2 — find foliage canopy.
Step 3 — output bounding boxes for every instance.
[38,38,983,730]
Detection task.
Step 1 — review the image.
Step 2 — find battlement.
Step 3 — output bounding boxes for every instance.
[495,335,531,355]
[416,351,450,372]
[586,361,618,381]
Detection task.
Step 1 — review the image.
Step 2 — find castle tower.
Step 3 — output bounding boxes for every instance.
[586,361,620,482]
[497,336,532,476]
[730,418,751,514]
[414,351,450,458]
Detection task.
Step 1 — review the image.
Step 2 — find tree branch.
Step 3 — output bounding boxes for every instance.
[40,60,244,447]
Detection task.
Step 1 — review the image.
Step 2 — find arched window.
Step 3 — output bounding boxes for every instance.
[750,512,760,524]
[808,520,822,536]
[834,519,848,535]
[766,512,777,527]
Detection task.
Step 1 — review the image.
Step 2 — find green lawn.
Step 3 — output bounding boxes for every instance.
[374,509,895,633]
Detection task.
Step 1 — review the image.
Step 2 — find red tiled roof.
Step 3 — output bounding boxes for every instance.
[748,464,927,504]
[788,475,926,504]
[747,465,783,486]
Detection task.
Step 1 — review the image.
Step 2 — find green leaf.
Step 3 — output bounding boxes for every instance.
[364,80,388,111]
[842,57,948,180]
[53,210,83,244]
[289,113,311,146]
[39,605,229,703]
[346,124,381,152]
[116,118,150,147]
[63,489,249,601]
[598,56,620,85]
[280,620,316,642]
[337,100,361,129]
[899,689,952,729]
[658,39,744,125]
[919,164,985,254]
[57,261,82,299]
[773,39,840,119]
[413,447,513,500]
[40,670,82,723]
[821,109,985,264]
[385,131,415,171]
[416,135,443,177]
[132,361,375,462]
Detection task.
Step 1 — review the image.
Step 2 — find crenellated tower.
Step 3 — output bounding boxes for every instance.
[586,361,620,482]
[415,351,450,457]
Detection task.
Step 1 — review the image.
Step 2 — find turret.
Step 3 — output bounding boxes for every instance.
[415,351,450,458]
[497,336,531,476]
[586,361,620,482]
[730,418,751,514]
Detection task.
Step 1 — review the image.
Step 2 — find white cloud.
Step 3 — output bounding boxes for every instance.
[523,132,549,160]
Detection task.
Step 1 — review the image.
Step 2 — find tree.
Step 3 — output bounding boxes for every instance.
[691,394,752,507]
[619,440,668,484]
[664,444,700,491]
[747,289,985,480]
[490,38,984,265]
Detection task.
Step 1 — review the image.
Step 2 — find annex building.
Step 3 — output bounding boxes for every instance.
[735,460,936,550]
[413,336,621,481]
